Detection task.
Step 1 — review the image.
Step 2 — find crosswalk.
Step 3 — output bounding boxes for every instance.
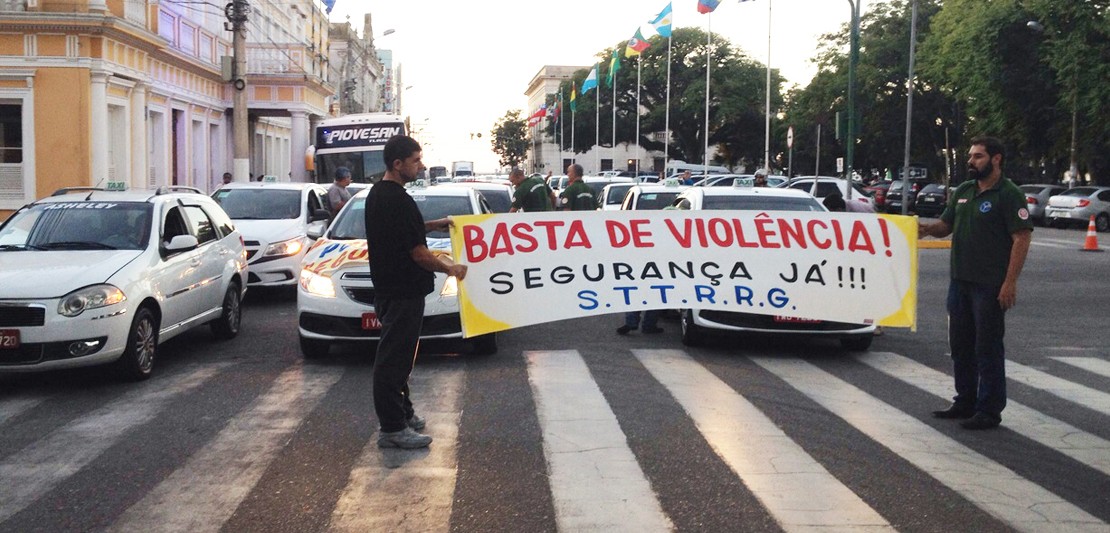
[0,349,1107,532]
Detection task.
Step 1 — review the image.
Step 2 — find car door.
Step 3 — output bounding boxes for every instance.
[182,204,227,318]
[155,203,206,330]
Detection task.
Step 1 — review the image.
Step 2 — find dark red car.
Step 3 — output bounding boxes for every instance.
[864,181,893,209]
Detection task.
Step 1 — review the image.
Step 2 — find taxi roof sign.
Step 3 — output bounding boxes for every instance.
[106,181,127,191]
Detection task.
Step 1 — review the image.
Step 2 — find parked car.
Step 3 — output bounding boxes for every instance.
[781,176,876,212]
[0,187,248,380]
[212,182,330,287]
[583,176,634,206]
[297,184,496,358]
[598,182,637,211]
[883,178,933,214]
[452,181,515,213]
[913,183,950,218]
[546,175,569,195]
[1045,187,1110,232]
[1019,184,1068,225]
[863,181,892,210]
[619,180,690,211]
[696,174,787,188]
[668,186,876,350]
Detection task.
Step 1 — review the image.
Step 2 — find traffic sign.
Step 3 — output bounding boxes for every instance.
[787,126,794,149]
[836,157,844,173]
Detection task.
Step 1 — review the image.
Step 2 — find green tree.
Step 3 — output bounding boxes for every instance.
[490,110,529,169]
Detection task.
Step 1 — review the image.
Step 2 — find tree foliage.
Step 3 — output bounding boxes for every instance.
[490,110,529,169]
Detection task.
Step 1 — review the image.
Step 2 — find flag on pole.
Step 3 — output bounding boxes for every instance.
[527,104,547,127]
[570,88,577,112]
[626,28,651,57]
[606,49,621,87]
[581,65,598,94]
[649,3,673,37]
[697,0,720,14]
[551,101,560,123]
[322,0,336,14]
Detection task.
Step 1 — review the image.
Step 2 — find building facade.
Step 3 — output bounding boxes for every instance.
[327,14,383,116]
[0,0,333,219]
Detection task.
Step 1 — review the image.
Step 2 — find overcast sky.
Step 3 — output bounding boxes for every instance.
[330,0,875,172]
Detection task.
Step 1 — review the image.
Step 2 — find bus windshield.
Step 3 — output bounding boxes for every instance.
[317,152,388,184]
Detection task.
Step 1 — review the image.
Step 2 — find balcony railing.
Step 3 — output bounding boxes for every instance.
[0,0,27,11]
[246,43,323,80]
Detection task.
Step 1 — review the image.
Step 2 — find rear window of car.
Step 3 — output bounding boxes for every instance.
[1060,188,1096,197]
[212,188,302,220]
[331,195,475,240]
[0,202,152,250]
[702,196,825,212]
[477,189,511,213]
[636,191,682,210]
[606,185,634,204]
[1020,185,1044,194]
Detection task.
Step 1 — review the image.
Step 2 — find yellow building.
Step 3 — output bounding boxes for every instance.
[0,0,333,219]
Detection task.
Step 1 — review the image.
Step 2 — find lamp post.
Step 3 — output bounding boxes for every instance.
[900,0,919,215]
[845,0,860,199]
[1027,20,1078,187]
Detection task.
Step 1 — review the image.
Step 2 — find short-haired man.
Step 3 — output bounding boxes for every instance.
[508,168,554,212]
[221,172,233,185]
[365,135,468,449]
[559,163,596,211]
[919,136,1033,430]
[753,169,769,187]
[328,167,353,217]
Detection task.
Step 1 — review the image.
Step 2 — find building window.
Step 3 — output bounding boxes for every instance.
[0,95,33,209]
[601,159,613,172]
[0,104,22,164]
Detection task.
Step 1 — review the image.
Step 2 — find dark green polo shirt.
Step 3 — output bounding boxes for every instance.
[511,177,553,212]
[560,180,596,211]
[939,177,1033,286]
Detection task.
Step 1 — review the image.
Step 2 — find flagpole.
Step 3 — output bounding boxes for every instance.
[595,73,600,174]
[572,106,576,165]
[635,60,641,174]
[611,63,616,171]
[664,34,672,172]
[764,0,772,171]
[704,14,711,177]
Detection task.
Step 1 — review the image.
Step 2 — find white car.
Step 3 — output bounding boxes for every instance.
[211,182,331,287]
[450,181,515,213]
[582,176,634,209]
[670,186,877,351]
[297,184,496,358]
[782,176,876,212]
[597,182,637,211]
[0,187,248,380]
[619,180,690,211]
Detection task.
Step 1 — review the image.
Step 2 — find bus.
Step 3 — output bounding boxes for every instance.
[311,113,405,185]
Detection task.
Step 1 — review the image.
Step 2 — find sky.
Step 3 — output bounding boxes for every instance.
[330,0,874,172]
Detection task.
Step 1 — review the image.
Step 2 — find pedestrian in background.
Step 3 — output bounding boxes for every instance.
[754,169,769,187]
[919,136,1033,430]
[680,170,694,186]
[365,135,468,449]
[617,309,663,335]
[559,163,596,211]
[327,167,353,219]
[221,172,233,185]
[508,168,554,212]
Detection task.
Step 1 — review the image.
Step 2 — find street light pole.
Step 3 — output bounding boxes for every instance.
[845,0,860,200]
[901,0,919,215]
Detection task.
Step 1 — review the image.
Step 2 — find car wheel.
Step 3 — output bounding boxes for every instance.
[840,334,873,352]
[470,333,498,355]
[300,335,330,359]
[680,309,705,347]
[210,283,242,340]
[1096,213,1109,233]
[115,307,159,381]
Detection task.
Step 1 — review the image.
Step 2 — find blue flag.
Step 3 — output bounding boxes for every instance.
[649,3,673,38]
[581,65,598,95]
[322,0,336,14]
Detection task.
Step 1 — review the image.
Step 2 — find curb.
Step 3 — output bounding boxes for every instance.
[918,240,952,249]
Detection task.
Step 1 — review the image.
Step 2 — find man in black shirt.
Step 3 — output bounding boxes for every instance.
[365,135,468,449]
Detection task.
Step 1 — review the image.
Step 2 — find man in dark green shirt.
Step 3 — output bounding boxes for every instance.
[509,168,554,212]
[559,163,596,211]
[919,136,1033,430]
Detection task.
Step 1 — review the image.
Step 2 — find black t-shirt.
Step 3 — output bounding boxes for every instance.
[364,180,434,298]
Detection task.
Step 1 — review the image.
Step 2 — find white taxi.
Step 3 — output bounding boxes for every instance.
[296,184,495,357]
[0,187,248,380]
[619,179,689,211]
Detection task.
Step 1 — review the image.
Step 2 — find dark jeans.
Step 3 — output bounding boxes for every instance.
[373,295,424,433]
[624,310,660,329]
[946,280,1007,417]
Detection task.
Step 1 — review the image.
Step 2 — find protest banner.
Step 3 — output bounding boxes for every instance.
[449,210,918,338]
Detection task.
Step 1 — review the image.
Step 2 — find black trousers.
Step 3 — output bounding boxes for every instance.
[373,295,424,433]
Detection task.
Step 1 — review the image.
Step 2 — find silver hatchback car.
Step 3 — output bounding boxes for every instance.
[1019,184,1068,225]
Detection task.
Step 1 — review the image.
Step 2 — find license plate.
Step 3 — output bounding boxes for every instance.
[773,316,822,324]
[0,329,20,349]
[924,197,936,202]
[361,312,381,330]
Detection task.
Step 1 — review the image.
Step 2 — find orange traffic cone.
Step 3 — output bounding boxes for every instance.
[1080,215,1102,252]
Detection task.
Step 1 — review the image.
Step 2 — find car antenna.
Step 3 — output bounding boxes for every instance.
[86,177,106,200]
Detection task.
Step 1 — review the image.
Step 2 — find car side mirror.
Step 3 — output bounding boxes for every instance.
[311,209,330,222]
[307,225,325,240]
[164,234,199,252]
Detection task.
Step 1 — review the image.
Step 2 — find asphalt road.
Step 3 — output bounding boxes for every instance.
[0,225,1106,532]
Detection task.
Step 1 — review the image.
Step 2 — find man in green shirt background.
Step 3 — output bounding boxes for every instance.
[559,163,596,211]
[919,136,1033,430]
[508,168,554,212]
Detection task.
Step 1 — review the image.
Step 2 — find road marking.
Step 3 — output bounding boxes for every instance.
[752,356,1106,533]
[109,364,343,533]
[0,396,45,427]
[1050,357,1110,380]
[635,349,891,532]
[1007,361,1110,417]
[1031,241,1077,249]
[0,365,226,523]
[860,352,1110,477]
[527,350,673,533]
[328,366,463,533]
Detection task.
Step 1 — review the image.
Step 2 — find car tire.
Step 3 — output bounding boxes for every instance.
[210,283,242,340]
[1096,213,1109,233]
[115,307,159,381]
[840,334,873,352]
[680,309,705,347]
[470,333,498,355]
[300,335,330,359]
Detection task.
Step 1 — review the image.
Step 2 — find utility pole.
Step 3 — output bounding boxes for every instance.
[226,0,250,182]
[845,0,860,199]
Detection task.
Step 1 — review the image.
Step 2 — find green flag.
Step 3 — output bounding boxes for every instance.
[606,48,621,87]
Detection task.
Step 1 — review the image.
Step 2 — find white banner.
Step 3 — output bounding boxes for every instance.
[450,210,918,337]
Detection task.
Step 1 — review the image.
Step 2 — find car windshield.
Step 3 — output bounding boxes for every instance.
[477,189,511,213]
[606,184,634,204]
[212,189,301,220]
[0,202,153,251]
[702,195,825,212]
[331,194,474,240]
[920,184,946,193]
[1060,187,1096,197]
[317,151,388,184]
[636,191,682,210]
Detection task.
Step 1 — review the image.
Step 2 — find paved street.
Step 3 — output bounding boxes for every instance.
[1,226,1107,533]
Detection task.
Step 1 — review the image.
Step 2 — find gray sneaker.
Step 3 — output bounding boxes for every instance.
[378,427,432,449]
[406,414,426,431]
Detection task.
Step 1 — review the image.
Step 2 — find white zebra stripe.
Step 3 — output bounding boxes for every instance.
[1008,361,1110,416]
[635,349,893,532]
[1050,357,1110,380]
[0,396,45,427]
[859,352,1110,477]
[528,350,673,532]
[328,366,463,533]
[109,364,343,533]
[0,365,226,523]
[753,356,1106,533]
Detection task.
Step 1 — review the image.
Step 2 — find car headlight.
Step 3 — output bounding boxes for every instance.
[440,275,458,297]
[263,238,304,258]
[58,284,126,317]
[299,269,336,298]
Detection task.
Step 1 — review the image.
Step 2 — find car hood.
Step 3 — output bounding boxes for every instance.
[233,218,304,242]
[0,250,141,298]
[302,237,453,277]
